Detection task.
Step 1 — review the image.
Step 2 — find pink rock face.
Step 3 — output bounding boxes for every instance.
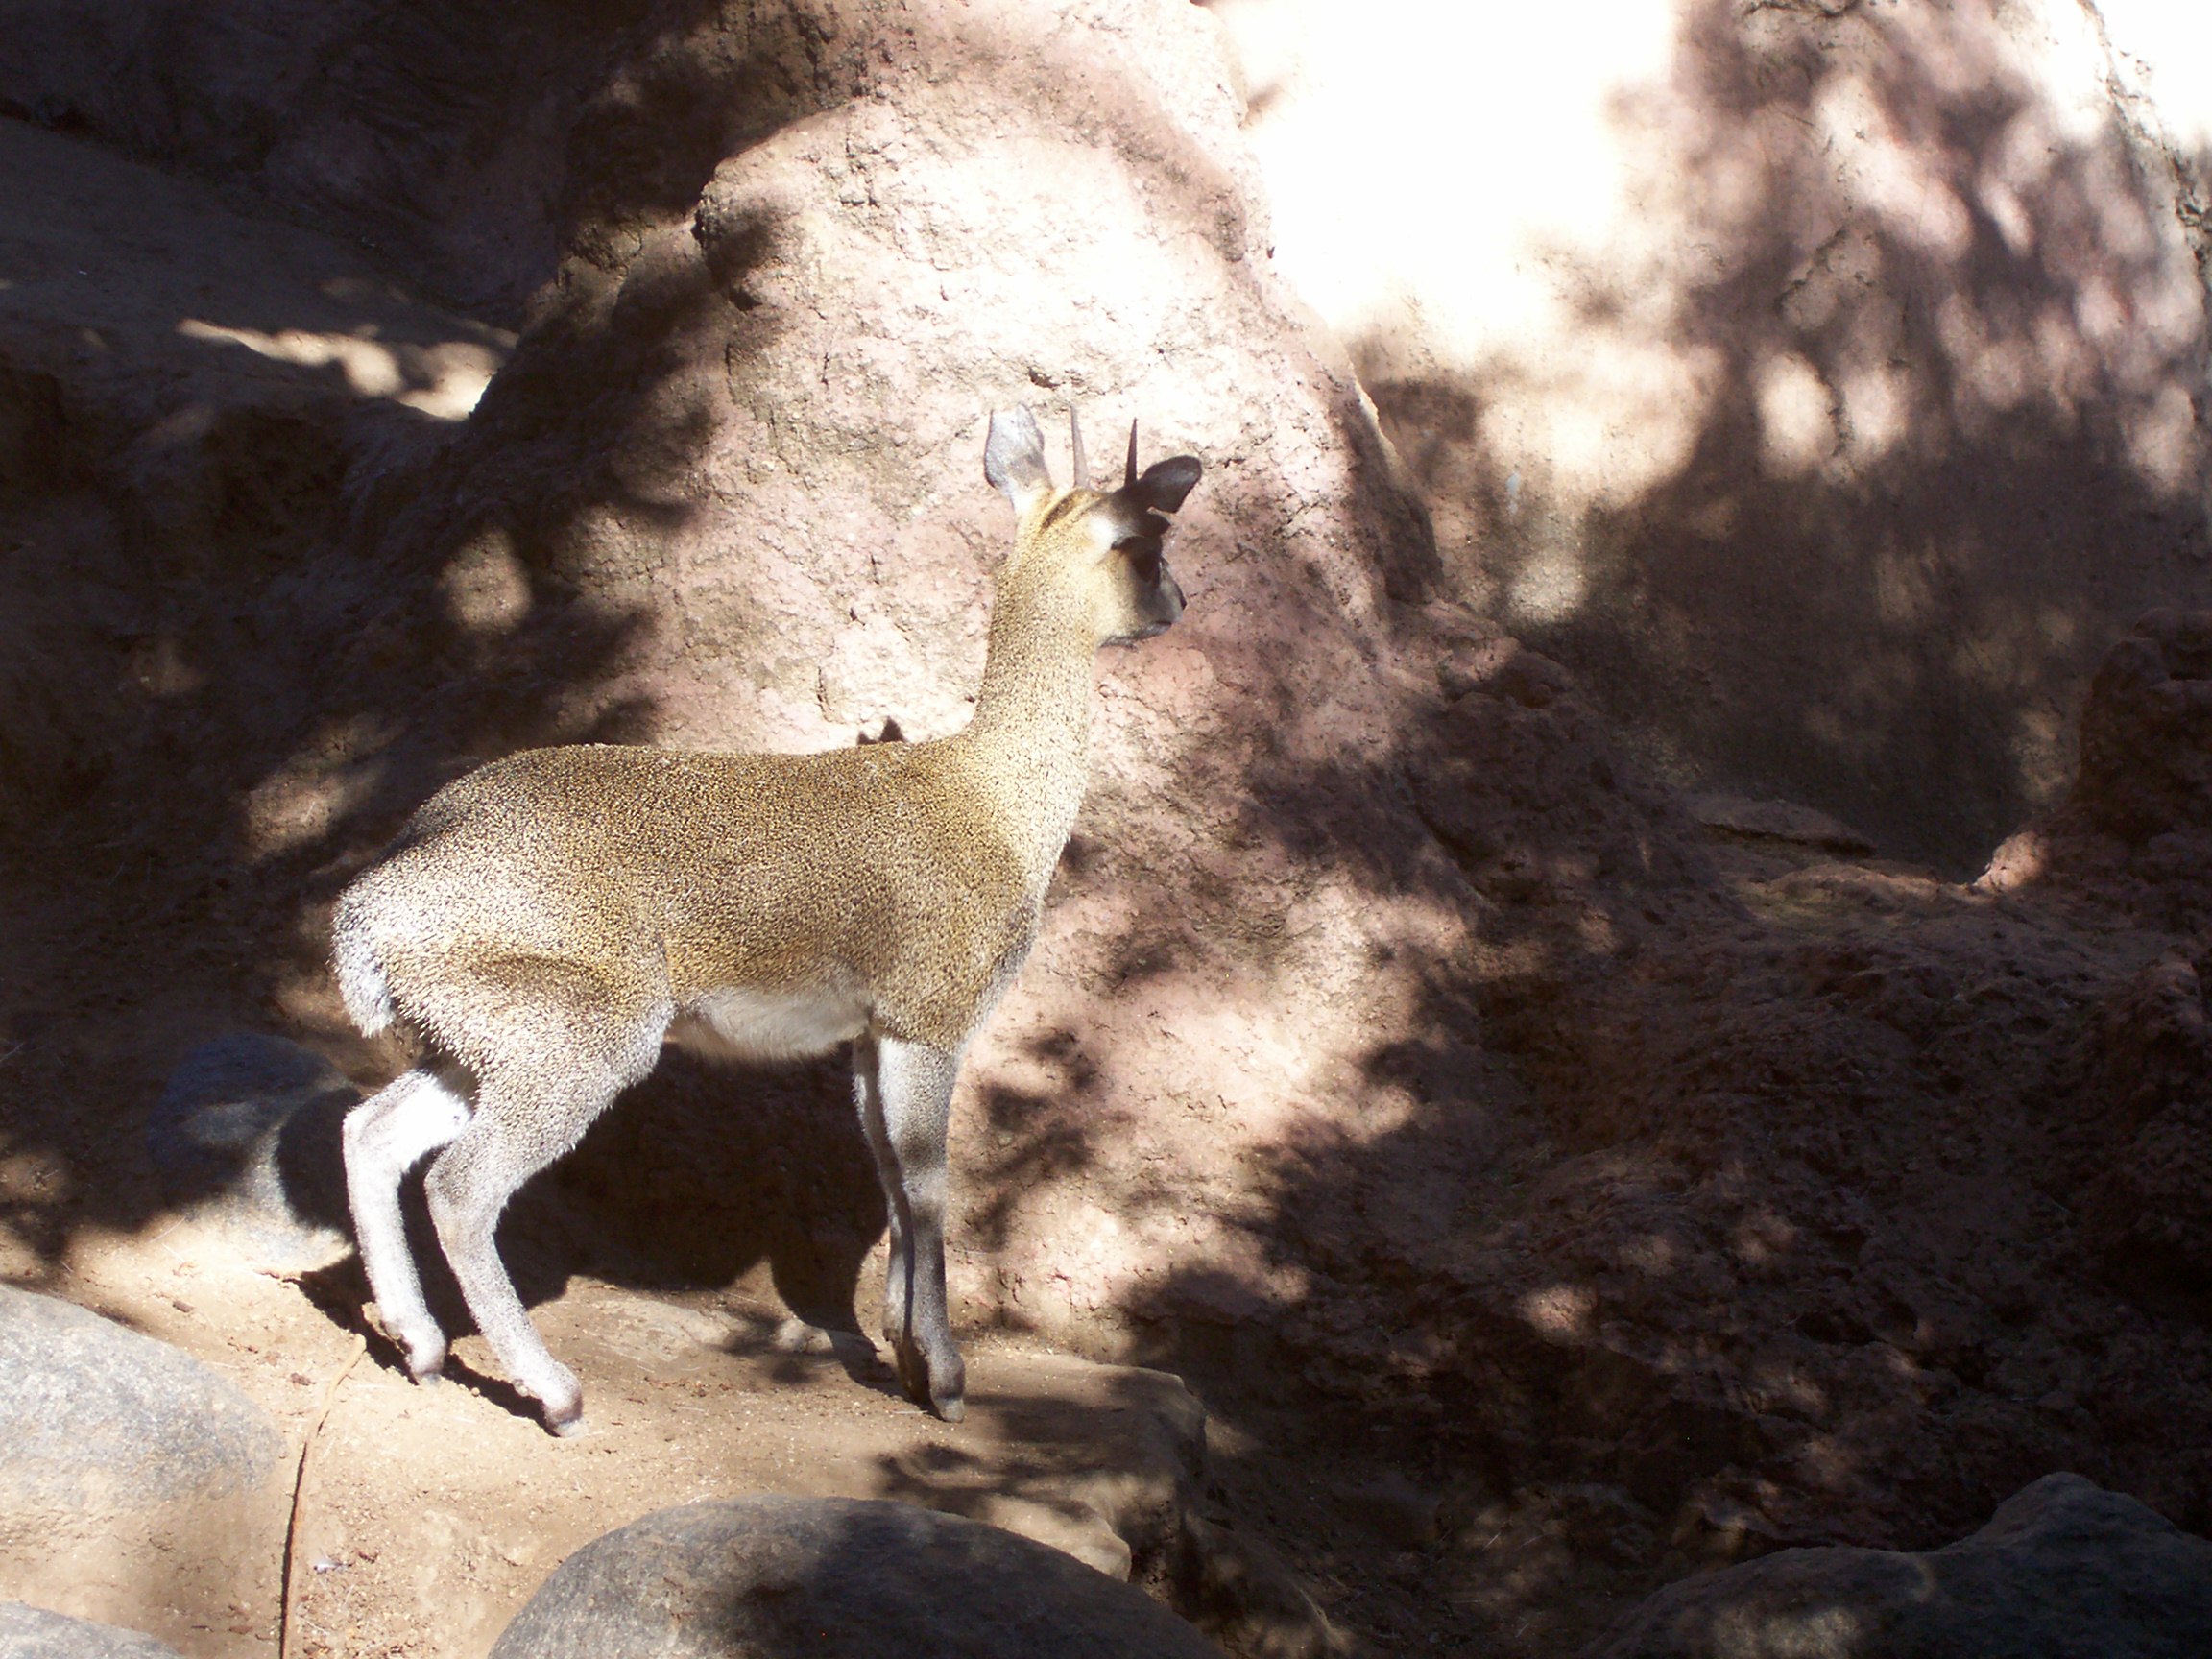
[390,0,1472,1348]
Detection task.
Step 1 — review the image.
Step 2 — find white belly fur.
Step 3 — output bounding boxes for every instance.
[667,984,871,1063]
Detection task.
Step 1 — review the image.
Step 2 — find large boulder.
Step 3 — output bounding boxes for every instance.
[489,1496,1225,1659]
[308,0,1484,1366]
[1591,1473,2212,1659]
[0,1288,284,1650]
[0,1285,281,1517]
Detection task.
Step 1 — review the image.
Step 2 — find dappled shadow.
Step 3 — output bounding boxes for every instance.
[10,5,2212,1655]
[0,0,873,323]
[1365,0,2212,874]
[0,61,792,1280]
[978,11,2212,1650]
[0,0,1268,1378]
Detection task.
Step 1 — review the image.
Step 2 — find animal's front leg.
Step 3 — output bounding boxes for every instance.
[873,1034,966,1421]
[853,1035,911,1357]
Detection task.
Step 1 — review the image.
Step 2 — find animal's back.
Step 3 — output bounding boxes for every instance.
[334,738,1033,1046]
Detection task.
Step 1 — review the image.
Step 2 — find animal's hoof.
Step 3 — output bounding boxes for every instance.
[925,1348,966,1423]
[410,1368,445,1389]
[533,1361,586,1435]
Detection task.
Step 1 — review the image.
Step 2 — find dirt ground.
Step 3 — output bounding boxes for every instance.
[17,1222,1208,1657]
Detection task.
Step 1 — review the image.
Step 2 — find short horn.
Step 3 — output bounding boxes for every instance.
[1124,420,1139,491]
[1070,408,1088,491]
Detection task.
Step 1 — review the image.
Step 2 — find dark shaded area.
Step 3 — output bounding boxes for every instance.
[0,0,880,323]
[551,1050,886,1335]
[144,1032,356,1260]
[1593,1472,2212,1659]
[0,18,801,1260]
[1366,0,2212,876]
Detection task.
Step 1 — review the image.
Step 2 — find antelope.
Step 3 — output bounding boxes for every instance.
[332,407,1202,1432]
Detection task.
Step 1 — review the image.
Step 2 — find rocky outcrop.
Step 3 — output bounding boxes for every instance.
[1214,0,2212,873]
[1591,1473,2212,1659]
[268,0,1480,1371]
[1980,612,2212,927]
[12,9,2212,1648]
[2071,612,2212,843]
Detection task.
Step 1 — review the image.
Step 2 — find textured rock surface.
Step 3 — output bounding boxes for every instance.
[0,1288,286,1656]
[0,1605,184,1659]
[489,1496,1225,1659]
[2072,611,2212,842]
[1979,613,2212,933]
[1592,1473,2212,1659]
[146,1033,355,1272]
[0,1285,281,1517]
[281,0,1479,1373]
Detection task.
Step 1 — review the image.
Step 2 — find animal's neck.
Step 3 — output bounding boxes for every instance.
[960,578,1099,885]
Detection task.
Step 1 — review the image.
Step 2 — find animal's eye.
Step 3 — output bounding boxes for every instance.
[1117,535,1164,581]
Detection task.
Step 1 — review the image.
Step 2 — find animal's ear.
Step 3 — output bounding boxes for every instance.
[984,407,1054,512]
[1131,455,1202,514]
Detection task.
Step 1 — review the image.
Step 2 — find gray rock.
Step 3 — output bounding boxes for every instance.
[489,1496,1225,1659]
[147,1033,356,1272]
[0,1605,185,1659]
[1591,1473,2212,1659]
[0,1286,283,1512]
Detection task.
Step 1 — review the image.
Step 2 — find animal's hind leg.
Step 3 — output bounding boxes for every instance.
[414,957,670,1432]
[421,1066,628,1435]
[342,1069,470,1380]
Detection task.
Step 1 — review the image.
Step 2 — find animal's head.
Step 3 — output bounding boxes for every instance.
[984,405,1203,646]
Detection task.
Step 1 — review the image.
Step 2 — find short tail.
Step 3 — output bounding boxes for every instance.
[331,885,397,1037]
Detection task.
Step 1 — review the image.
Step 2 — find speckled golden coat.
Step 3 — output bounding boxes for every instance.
[332,407,1201,1433]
